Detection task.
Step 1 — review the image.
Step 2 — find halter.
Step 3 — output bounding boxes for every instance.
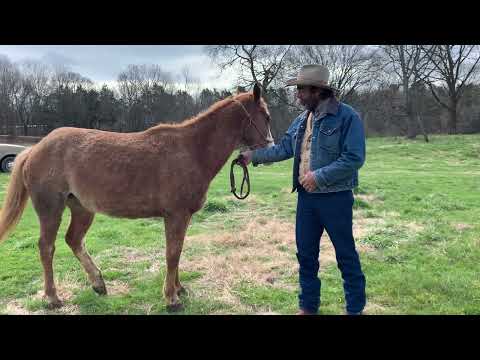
[232,99,273,150]
[229,99,272,200]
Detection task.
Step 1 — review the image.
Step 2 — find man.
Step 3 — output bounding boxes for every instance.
[241,64,366,315]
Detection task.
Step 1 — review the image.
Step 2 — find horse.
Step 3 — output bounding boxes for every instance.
[0,83,273,311]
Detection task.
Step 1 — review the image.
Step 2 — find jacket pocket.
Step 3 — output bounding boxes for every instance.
[318,126,341,154]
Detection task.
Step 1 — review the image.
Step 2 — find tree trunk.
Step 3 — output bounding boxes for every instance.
[406,114,417,139]
[448,106,457,134]
[405,93,417,139]
[416,114,429,143]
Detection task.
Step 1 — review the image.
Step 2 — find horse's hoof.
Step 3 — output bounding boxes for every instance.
[47,299,63,310]
[93,284,107,296]
[166,303,184,313]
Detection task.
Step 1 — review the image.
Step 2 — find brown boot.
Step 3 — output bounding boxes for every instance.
[296,308,317,315]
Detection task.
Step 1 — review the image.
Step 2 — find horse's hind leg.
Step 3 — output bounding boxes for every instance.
[65,197,106,295]
[31,193,65,309]
[163,212,191,312]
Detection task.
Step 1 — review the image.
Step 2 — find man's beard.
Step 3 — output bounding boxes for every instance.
[297,98,318,111]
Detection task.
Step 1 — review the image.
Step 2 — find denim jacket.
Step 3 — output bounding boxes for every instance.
[251,97,366,193]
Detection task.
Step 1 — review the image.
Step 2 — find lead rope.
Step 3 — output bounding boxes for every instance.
[230,154,250,200]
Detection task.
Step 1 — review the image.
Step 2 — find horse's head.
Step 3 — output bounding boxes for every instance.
[236,83,274,151]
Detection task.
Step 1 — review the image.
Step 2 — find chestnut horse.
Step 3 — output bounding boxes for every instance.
[0,84,273,311]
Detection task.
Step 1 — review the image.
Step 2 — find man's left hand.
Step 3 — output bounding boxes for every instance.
[300,171,317,192]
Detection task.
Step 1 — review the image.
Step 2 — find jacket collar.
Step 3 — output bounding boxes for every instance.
[313,96,340,117]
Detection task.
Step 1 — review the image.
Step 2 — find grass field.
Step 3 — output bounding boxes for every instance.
[0,134,479,315]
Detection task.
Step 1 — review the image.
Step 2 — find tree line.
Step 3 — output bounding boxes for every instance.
[1,45,480,142]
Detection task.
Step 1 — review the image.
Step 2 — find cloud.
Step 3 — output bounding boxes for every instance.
[0,45,238,91]
[41,51,77,68]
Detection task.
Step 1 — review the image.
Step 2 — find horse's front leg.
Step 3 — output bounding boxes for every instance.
[163,212,191,312]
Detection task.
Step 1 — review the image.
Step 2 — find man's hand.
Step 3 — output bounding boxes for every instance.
[239,150,253,166]
[300,171,317,192]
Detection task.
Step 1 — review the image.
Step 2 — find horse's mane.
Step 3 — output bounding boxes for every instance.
[147,92,253,131]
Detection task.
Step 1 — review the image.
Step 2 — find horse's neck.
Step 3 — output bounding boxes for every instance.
[190,103,243,181]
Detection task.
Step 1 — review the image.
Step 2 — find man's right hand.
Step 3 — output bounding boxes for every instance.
[239,150,253,166]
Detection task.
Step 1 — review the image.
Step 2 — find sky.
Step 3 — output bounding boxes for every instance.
[0,45,237,91]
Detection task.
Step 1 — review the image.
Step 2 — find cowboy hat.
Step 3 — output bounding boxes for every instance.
[286,64,336,91]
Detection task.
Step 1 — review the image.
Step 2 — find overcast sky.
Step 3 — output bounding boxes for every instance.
[0,45,237,91]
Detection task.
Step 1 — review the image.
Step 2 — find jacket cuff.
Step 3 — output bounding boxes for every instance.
[251,150,262,166]
[313,169,328,187]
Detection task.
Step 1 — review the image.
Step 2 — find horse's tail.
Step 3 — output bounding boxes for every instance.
[0,147,32,243]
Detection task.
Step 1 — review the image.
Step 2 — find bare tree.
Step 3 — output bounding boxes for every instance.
[0,56,22,135]
[180,65,201,97]
[12,60,52,135]
[51,64,92,92]
[420,45,480,134]
[117,64,173,106]
[381,45,432,141]
[293,45,384,102]
[117,64,175,131]
[205,45,297,139]
[205,45,293,92]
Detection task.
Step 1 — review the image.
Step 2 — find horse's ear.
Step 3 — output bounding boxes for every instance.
[253,83,261,103]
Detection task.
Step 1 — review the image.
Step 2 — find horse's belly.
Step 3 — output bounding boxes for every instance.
[78,191,204,217]
[74,192,166,218]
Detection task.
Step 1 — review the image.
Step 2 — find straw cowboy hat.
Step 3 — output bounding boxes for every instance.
[286,64,336,91]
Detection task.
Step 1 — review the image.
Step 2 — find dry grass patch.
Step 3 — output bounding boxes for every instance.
[3,275,83,315]
[3,301,30,315]
[32,273,82,303]
[106,280,130,296]
[405,222,425,233]
[96,246,152,263]
[222,194,262,206]
[356,194,380,203]
[4,276,130,315]
[179,218,298,310]
[453,223,473,231]
[176,216,376,310]
[363,302,389,315]
[353,217,386,240]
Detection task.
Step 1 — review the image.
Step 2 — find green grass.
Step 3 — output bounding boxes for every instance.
[0,134,479,314]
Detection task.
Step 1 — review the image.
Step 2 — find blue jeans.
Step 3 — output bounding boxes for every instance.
[296,188,366,314]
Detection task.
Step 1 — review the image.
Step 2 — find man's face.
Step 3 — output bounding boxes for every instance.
[296,85,320,111]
